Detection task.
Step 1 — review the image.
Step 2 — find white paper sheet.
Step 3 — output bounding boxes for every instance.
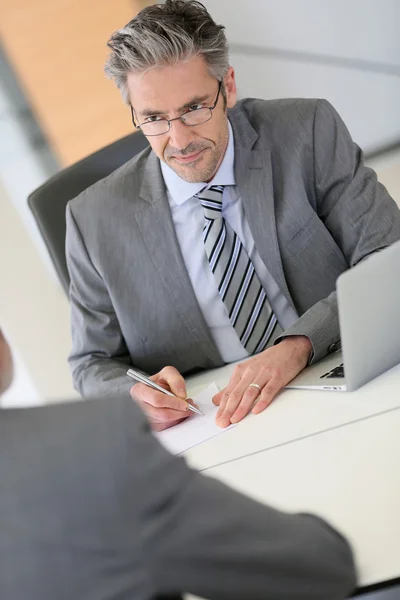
[155,383,235,455]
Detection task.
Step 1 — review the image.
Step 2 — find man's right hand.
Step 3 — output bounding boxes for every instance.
[130,366,192,431]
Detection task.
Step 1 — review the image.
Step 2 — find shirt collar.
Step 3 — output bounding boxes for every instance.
[160,120,235,206]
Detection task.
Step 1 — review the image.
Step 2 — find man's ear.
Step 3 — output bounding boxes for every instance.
[224,66,237,109]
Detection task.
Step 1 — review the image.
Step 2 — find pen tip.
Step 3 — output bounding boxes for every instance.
[188,403,204,416]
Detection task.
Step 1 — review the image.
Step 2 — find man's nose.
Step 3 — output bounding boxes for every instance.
[167,117,195,151]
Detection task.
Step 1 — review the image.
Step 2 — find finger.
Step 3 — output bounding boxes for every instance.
[214,365,245,414]
[252,379,283,414]
[216,368,257,427]
[230,383,264,424]
[142,402,191,423]
[222,363,245,396]
[186,399,200,412]
[212,389,224,406]
[156,366,187,399]
[215,390,230,425]
[130,382,188,412]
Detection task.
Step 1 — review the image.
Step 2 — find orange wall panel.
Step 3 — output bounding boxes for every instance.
[1,1,151,165]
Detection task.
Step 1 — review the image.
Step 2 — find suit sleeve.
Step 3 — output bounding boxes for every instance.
[116,401,357,600]
[66,203,133,398]
[277,99,400,363]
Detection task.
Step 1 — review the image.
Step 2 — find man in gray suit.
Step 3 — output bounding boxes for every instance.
[67,0,400,430]
[0,328,357,599]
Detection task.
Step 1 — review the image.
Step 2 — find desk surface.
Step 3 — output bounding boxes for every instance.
[204,406,400,588]
[185,362,400,472]
[184,362,400,593]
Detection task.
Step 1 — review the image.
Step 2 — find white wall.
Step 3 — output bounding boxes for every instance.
[204,0,400,152]
[0,177,78,406]
[0,78,76,406]
[208,0,400,65]
[0,59,76,406]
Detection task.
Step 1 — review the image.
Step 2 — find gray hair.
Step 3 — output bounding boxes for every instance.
[104,0,229,104]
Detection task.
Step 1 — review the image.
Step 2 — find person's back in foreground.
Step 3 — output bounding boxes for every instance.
[0,329,356,599]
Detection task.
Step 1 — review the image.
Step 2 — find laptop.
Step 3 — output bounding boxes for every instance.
[286,240,400,392]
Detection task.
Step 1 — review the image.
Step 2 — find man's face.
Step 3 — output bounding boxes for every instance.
[127,56,237,183]
[0,329,13,396]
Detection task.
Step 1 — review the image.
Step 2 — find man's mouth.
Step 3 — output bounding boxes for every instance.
[170,148,206,164]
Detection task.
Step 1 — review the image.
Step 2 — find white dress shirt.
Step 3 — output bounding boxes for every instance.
[161,122,298,363]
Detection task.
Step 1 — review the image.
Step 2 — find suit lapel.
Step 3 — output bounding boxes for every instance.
[230,108,295,309]
[135,152,222,365]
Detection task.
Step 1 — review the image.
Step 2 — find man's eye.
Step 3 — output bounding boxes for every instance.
[145,116,163,123]
[188,104,204,111]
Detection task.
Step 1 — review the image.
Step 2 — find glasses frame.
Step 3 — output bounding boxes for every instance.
[130,80,222,137]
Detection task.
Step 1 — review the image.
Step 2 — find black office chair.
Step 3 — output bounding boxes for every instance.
[28,131,149,295]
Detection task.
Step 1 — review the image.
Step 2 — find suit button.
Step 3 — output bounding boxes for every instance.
[328,343,337,353]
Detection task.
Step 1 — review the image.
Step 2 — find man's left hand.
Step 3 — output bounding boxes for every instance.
[213,335,313,428]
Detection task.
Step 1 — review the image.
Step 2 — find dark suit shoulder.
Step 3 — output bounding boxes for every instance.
[68,145,153,218]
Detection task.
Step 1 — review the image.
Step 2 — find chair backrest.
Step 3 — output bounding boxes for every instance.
[28,132,149,294]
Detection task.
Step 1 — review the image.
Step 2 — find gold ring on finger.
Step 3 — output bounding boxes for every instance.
[249,383,262,392]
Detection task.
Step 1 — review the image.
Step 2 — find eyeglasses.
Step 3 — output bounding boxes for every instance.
[131,81,222,137]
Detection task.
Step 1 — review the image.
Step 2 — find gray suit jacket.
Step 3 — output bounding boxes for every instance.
[0,397,356,599]
[66,98,400,398]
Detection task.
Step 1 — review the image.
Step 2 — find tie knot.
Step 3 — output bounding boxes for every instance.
[195,185,224,221]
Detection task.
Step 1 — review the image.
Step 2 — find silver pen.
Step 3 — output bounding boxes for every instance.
[127,368,204,416]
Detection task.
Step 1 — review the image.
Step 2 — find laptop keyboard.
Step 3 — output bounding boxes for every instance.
[320,363,345,379]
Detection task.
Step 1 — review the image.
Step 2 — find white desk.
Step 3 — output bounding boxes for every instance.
[185,362,400,472]
[203,406,400,588]
[183,362,400,595]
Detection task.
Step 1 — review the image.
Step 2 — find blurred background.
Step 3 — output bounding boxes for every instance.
[1,0,399,407]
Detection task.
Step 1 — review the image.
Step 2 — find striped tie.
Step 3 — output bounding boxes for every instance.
[196,185,279,355]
